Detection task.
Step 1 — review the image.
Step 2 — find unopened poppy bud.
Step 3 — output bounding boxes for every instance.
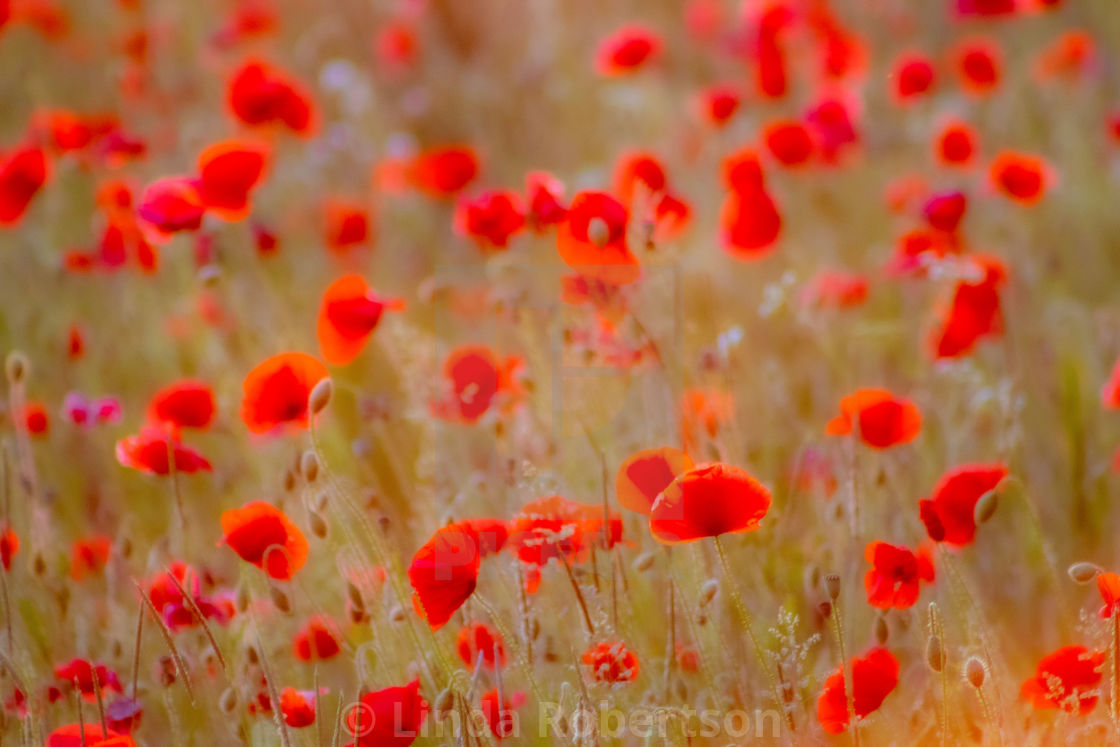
[159,655,176,687]
[309,510,328,539]
[347,582,365,612]
[697,613,708,626]
[301,451,319,483]
[311,490,328,512]
[587,217,610,248]
[283,469,297,493]
[1068,561,1102,584]
[824,574,841,602]
[246,645,259,665]
[270,586,291,613]
[309,378,332,415]
[875,615,889,645]
[347,603,367,624]
[973,490,998,525]
[5,352,27,384]
[219,687,238,713]
[390,605,406,623]
[818,601,833,618]
[33,552,45,576]
[236,584,251,613]
[700,579,719,606]
[434,688,455,721]
[119,537,132,559]
[964,656,986,688]
[926,635,945,672]
[633,552,655,572]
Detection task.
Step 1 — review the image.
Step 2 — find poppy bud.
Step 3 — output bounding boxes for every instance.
[633,552,656,572]
[119,537,133,559]
[973,490,998,524]
[5,352,27,384]
[246,645,259,665]
[309,510,328,539]
[198,265,221,286]
[697,613,708,626]
[219,687,238,713]
[270,586,291,613]
[309,378,332,415]
[311,490,329,512]
[587,217,610,248]
[347,603,367,624]
[159,655,176,686]
[434,688,455,721]
[301,451,319,483]
[1068,561,1102,584]
[700,579,719,606]
[926,635,945,672]
[824,574,841,602]
[33,553,46,576]
[964,656,986,688]
[390,605,406,622]
[283,468,297,493]
[818,601,832,619]
[875,615,889,645]
[236,584,251,613]
[347,582,365,612]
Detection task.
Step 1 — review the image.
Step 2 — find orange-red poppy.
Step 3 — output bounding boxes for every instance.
[221,500,309,580]
[147,379,216,430]
[317,274,404,366]
[195,139,269,221]
[409,523,483,630]
[615,446,694,515]
[240,352,328,433]
[817,647,899,733]
[826,388,922,449]
[556,191,640,285]
[919,463,1008,546]
[1021,646,1104,714]
[649,462,771,544]
[582,641,640,683]
[864,541,934,609]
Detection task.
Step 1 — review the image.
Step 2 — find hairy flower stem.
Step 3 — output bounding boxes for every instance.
[713,536,794,733]
[558,551,595,636]
[829,597,858,747]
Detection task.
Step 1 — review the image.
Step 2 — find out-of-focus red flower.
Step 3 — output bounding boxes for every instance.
[524,171,567,231]
[480,689,525,740]
[0,526,17,571]
[147,380,216,431]
[409,524,482,630]
[430,345,523,424]
[649,462,772,544]
[1021,646,1104,714]
[595,25,661,76]
[54,658,123,700]
[317,274,404,366]
[616,446,694,516]
[990,151,1051,205]
[293,617,341,662]
[456,622,507,670]
[817,647,899,733]
[240,352,328,434]
[279,687,320,728]
[0,144,50,227]
[556,191,640,286]
[227,58,317,136]
[582,641,640,683]
[409,145,479,198]
[826,388,922,449]
[115,428,212,475]
[892,53,936,102]
[345,679,427,747]
[454,190,526,250]
[70,536,112,581]
[46,724,135,747]
[919,463,1008,546]
[221,500,309,580]
[1097,572,1120,619]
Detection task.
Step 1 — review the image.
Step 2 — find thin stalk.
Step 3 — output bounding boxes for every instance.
[558,552,595,636]
[130,602,143,698]
[712,536,793,732]
[828,599,858,747]
[91,664,108,736]
[134,581,195,704]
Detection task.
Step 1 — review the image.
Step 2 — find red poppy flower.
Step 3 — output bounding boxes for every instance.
[459,518,510,557]
[280,687,320,728]
[990,151,1050,205]
[55,659,123,699]
[582,641,640,683]
[46,724,135,747]
[240,352,328,434]
[556,191,640,286]
[612,151,667,206]
[806,96,859,162]
[923,191,967,234]
[345,679,428,747]
[1035,30,1095,80]
[696,85,740,127]
[137,177,205,236]
[953,39,1001,95]
[21,400,49,436]
[409,145,479,198]
[800,270,869,310]
[720,150,781,259]
[1098,572,1120,619]
[595,25,661,76]
[0,526,18,571]
[195,139,269,221]
[147,562,232,632]
[147,380,215,431]
[508,495,620,568]
[929,255,1006,359]
[456,622,507,670]
[826,388,922,449]
[864,541,934,609]
[1104,357,1120,409]
[323,199,371,254]
[524,171,567,231]
[918,463,1008,546]
[227,58,317,136]
[317,274,404,366]
[755,32,788,99]
[70,535,112,581]
[454,190,526,250]
[430,345,523,424]
[613,443,694,513]
[892,54,935,101]
[115,428,212,475]
[935,122,977,166]
[954,0,1016,16]
[221,500,309,580]
[480,689,526,740]
[817,647,899,733]
[293,617,341,661]
[408,524,482,630]
[0,144,49,227]
[649,462,771,545]
[1021,646,1104,714]
[763,121,814,167]
[374,21,418,69]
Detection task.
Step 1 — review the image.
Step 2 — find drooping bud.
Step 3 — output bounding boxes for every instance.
[309,378,332,415]
[270,586,291,613]
[700,579,719,606]
[309,510,328,539]
[219,687,239,713]
[1068,562,1102,584]
[926,635,945,673]
[973,490,998,525]
[389,606,406,623]
[5,352,27,384]
[632,552,655,573]
[300,451,320,483]
[964,656,987,689]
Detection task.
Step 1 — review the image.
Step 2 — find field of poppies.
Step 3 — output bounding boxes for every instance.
[3,0,1120,744]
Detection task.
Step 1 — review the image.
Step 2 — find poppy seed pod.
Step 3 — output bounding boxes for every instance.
[5,351,27,384]
[1068,561,1102,584]
[309,377,332,415]
[964,656,986,688]
[300,451,319,482]
[270,586,291,613]
[825,574,841,601]
[973,490,998,524]
[926,635,945,672]
[309,510,328,538]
